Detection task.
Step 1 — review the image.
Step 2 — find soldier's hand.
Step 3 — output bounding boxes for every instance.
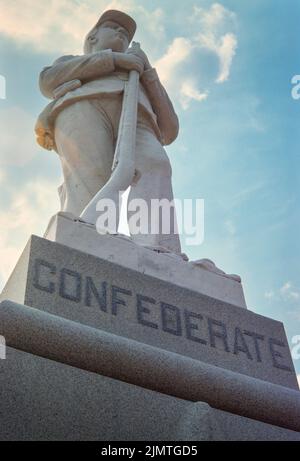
[126,46,151,71]
[113,52,144,74]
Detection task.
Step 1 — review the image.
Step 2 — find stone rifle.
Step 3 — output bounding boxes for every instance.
[79,42,141,228]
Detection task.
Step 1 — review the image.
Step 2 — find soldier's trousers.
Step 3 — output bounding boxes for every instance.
[54,96,181,254]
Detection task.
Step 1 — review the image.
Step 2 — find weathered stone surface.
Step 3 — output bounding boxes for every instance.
[1,301,299,431]
[37,9,182,254]
[0,235,297,390]
[0,347,299,441]
[44,212,247,308]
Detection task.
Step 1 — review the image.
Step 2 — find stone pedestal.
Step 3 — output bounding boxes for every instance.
[0,233,297,389]
[0,220,299,440]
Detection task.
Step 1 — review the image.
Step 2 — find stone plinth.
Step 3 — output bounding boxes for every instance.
[0,234,298,390]
[44,212,247,309]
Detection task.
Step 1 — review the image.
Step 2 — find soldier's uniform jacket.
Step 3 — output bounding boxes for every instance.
[36,49,179,151]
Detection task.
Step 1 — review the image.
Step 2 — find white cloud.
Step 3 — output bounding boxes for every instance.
[155,37,192,84]
[155,37,208,110]
[215,33,237,83]
[0,178,60,290]
[280,282,300,300]
[192,3,237,83]
[265,282,300,303]
[196,32,237,83]
[280,281,292,295]
[179,80,208,110]
[193,3,236,30]
[0,0,165,55]
[155,3,237,109]
[0,0,103,54]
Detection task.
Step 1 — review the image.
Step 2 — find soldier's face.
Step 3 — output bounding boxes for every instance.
[93,21,130,52]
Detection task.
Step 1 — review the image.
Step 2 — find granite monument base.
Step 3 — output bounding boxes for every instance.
[0,230,299,441]
[0,345,299,441]
[0,234,297,389]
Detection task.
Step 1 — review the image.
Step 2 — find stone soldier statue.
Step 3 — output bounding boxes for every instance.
[36,9,182,255]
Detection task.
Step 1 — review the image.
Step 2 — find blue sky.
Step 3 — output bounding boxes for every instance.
[0,0,299,380]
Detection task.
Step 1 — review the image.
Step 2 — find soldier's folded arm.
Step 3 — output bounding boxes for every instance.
[39,50,115,99]
[141,68,179,146]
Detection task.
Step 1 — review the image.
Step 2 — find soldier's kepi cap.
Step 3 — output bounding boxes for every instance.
[84,10,136,53]
[96,10,136,42]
